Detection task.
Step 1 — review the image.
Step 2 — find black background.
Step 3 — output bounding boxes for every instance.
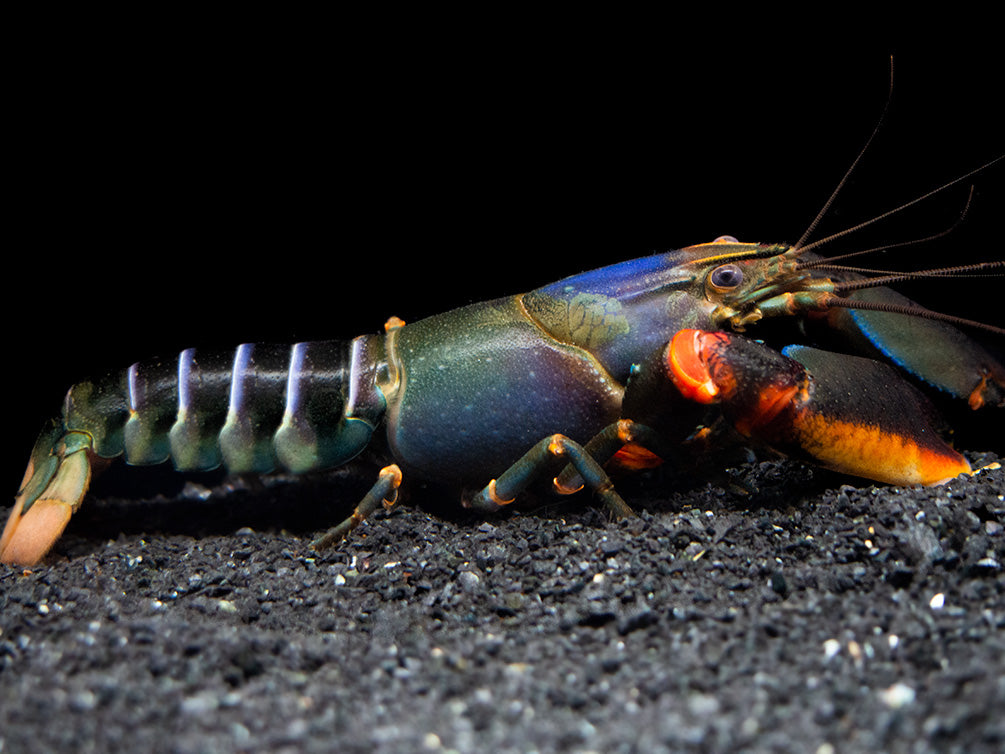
[7,33,1003,495]
[5,26,1004,754]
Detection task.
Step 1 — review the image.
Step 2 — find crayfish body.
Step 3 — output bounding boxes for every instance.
[2,239,1002,566]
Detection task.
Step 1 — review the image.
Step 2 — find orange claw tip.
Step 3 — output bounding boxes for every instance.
[795,412,973,487]
[667,329,721,404]
[0,498,73,567]
[967,372,992,410]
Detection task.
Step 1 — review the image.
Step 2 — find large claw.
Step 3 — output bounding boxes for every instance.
[827,288,1005,410]
[667,329,972,486]
[0,427,94,566]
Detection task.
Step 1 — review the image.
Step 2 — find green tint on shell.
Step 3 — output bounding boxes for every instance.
[385,296,624,484]
[274,414,376,474]
[64,376,129,458]
[522,291,631,351]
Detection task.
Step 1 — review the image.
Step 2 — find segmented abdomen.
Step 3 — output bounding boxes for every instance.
[61,337,385,474]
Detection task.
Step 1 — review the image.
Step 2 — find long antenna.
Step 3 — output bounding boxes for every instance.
[818,294,1005,337]
[793,57,895,252]
[796,157,1003,255]
[829,261,1005,290]
[795,187,974,269]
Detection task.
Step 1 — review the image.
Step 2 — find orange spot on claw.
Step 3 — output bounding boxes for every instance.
[667,330,722,404]
[968,373,990,410]
[610,443,664,472]
[796,413,971,486]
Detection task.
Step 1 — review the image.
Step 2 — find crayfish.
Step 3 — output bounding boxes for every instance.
[3,153,1002,567]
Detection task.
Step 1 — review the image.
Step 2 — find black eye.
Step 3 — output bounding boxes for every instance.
[709,264,743,290]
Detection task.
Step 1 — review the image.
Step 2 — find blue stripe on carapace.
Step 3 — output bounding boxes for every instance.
[532,251,693,300]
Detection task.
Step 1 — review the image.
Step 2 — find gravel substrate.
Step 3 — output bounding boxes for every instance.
[2,452,1003,754]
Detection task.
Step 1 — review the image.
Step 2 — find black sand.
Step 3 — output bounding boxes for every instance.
[3,453,1003,753]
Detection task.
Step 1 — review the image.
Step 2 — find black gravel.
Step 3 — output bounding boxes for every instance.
[2,453,1003,754]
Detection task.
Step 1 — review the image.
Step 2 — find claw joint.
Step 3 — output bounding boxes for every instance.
[486,479,516,506]
[552,477,583,496]
[547,435,567,457]
[378,464,403,508]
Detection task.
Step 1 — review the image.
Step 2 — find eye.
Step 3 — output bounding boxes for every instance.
[709,263,743,291]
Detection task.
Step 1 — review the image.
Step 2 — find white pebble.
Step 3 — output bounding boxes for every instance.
[879,682,916,708]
